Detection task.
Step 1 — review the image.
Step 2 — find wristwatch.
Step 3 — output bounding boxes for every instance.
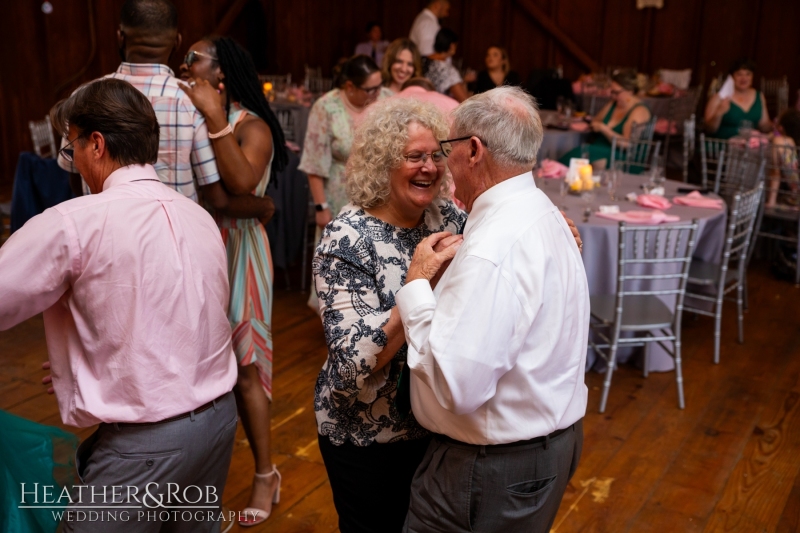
[315,202,330,212]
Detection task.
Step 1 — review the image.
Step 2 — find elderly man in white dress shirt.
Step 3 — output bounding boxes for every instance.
[409,0,450,57]
[396,86,590,533]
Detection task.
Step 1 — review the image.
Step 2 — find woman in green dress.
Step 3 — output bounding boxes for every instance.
[559,69,651,170]
[704,58,771,140]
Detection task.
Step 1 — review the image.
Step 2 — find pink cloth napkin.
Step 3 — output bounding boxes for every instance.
[637,194,672,209]
[672,191,724,209]
[595,210,680,225]
[569,121,590,132]
[535,159,568,179]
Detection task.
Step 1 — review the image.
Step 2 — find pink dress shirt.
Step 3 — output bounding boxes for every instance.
[0,165,237,427]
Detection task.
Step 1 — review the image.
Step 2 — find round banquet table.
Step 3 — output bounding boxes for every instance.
[537,174,728,372]
[538,110,586,161]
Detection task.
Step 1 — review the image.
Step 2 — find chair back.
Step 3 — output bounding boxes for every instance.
[631,116,658,142]
[761,76,789,118]
[274,108,295,143]
[721,184,764,276]
[682,114,697,182]
[28,116,57,159]
[258,74,292,93]
[714,145,766,200]
[610,137,661,174]
[700,134,765,191]
[763,142,800,208]
[306,77,333,95]
[658,69,692,90]
[612,220,700,327]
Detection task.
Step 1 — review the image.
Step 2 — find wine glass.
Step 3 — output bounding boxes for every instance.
[604,169,619,201]
[559,178,570,211]
[581,190,596,222]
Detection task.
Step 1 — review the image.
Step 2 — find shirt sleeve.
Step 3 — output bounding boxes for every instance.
[313,225,392,401]
[298,99,333,179]
[0,208,77,330]
[190,108,221,186]
[396,255,534,415]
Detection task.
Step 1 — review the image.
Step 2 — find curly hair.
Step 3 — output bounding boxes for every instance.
[346,97,451,209]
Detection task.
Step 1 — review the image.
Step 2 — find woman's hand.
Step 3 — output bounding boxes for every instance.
[179,78,226,125]
[430,233,463,288]
[715,97,731,117]
[316,208,333,228]
[407,232,463,284]
[562,212,583,253]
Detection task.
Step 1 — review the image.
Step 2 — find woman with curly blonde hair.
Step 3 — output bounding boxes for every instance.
[311,97,466,533]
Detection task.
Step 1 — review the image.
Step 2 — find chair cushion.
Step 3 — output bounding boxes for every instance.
[687,260,739,285]
[590,294,674,331]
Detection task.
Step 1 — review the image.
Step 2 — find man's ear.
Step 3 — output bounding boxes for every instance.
[89,132,106,160]
[175,32,182,53]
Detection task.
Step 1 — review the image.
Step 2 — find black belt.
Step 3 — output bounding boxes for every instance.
[104,393,228,428]
[434,424,573,451]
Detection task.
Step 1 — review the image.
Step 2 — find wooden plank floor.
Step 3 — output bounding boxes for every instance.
[1,261,799,533]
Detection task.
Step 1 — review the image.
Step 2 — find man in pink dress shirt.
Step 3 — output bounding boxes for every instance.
[0,78,238,532]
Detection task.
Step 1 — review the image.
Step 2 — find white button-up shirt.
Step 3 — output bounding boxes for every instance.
[396,172,589,445]
[409,8,440,56]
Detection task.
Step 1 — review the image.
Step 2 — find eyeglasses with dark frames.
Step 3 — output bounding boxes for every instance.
[403,150,447,167]
[184,50,218,67]
[439,136,489,157]
[58,135,83,162]
[357,83,383,95]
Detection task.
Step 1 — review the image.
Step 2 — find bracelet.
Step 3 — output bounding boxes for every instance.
[208,124,233,139]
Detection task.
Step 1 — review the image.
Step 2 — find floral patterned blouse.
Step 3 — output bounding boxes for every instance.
[313,199,467,446]
[299,88,393,217]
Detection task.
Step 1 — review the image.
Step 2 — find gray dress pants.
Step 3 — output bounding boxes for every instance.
[404,419,583,533]
[63,391,238,533]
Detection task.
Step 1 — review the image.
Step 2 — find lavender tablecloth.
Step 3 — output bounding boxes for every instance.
[538,173,727,372]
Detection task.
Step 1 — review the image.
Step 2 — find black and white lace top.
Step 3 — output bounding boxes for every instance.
[313,199,467,446]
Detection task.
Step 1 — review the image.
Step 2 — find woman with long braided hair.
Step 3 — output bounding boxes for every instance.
[180,36,287,527]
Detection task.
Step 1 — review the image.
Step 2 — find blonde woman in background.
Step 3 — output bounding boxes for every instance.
[381,38,422,94]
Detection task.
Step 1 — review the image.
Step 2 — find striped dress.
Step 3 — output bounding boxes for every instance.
[214,104,274,399]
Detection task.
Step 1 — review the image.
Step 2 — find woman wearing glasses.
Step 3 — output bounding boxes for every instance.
[178,37,288,528]
[300,55,387,312]
[559,68,651,171]
[312,97,465,533]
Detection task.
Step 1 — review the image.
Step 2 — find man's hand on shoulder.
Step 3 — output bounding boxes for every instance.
[406,232,463,284]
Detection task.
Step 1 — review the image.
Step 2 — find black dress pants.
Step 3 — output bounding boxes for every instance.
[318,434,431,533]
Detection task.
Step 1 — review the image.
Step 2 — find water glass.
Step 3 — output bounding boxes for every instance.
[559,178,570,211]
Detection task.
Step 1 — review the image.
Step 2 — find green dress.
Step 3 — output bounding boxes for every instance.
[559,102,649,171]
[713,91,763,140]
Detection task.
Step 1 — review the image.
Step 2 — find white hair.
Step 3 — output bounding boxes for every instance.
[450,85,543,168]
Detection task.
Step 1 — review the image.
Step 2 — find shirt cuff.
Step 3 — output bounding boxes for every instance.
[396,279,436,323]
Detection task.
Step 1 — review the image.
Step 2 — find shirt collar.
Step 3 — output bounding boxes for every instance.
[102,164,159,192]
[423,8,437,20]
[463,171,536,237]
[116,62,175,78]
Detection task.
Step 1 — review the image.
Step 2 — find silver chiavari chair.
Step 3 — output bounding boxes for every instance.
[274,108,295,143]
[682,114,697,183]
[589,219,699,412]
[28,116,58,159]
[630,116,658,142]
[684,183,763,364]
[761,76,789,119]
[610,137,661,175]
[713,146,766,200]
[306,77,333,95]
[749,143,800,285]
[700,134,765,192]
[258,73,292,93]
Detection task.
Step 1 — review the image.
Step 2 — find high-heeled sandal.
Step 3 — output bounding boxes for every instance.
[238,464,281,527]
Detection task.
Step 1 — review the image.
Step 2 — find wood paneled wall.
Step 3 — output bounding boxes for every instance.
[2,0,798,185]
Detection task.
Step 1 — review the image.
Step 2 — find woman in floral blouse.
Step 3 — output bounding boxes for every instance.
[300,55,390,311]
[312,97,465,533]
